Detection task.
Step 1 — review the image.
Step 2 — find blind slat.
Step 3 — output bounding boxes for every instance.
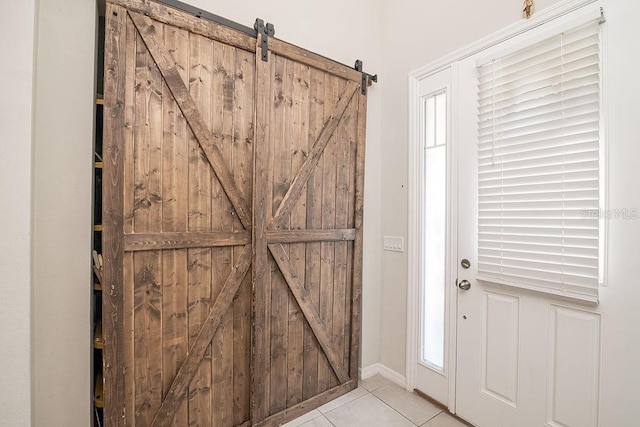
[476,16,602,303]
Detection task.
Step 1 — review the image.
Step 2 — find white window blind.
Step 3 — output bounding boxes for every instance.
[477,19,602,303]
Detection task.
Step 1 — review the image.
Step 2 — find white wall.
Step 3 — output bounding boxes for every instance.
[595,1,640,423]
[32,1,97,426]
[0,1,36,425]
[378,0,564,376]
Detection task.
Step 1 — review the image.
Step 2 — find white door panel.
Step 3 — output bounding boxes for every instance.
[454,12,603,426]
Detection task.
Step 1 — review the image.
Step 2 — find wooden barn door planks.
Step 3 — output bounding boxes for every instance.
[252,34,367,426]
[103,2,255,426]
[103,1,367,426]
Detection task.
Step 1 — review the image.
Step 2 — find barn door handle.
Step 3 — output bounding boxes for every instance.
[458,280,471,291]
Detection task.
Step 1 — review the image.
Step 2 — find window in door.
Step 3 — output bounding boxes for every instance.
[420,91,448,371]
[476,19,603,303]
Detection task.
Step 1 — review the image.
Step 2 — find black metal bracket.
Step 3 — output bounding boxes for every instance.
[355,60,378,96]
[254,18,275,62]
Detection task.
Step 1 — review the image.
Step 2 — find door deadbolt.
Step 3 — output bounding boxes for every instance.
[458,280,471,290]
[461,259,471,269]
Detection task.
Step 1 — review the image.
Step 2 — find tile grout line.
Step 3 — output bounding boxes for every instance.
[293,377,466,427]
[322,414,337,427]
[362,377,429,424]
[321,388,372,417]
[301,410,337,427]
[369,389,444,426]
[421,411,443,426]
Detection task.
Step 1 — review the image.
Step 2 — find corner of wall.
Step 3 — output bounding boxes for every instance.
[358,0,384,372]
[359,363,407,388]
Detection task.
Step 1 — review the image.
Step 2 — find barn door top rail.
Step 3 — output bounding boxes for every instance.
[157,0,258,36]
[143,0,378,88]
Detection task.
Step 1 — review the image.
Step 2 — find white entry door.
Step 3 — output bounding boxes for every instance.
[453,8,604,427]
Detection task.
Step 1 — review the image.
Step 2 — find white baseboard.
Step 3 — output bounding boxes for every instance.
[358,364,380,380]
[359,363,406,388]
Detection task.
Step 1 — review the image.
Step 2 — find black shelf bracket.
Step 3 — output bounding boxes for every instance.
[355,60,378,96]
[254,18,275,62]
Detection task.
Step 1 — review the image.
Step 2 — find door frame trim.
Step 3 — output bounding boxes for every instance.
[405,0,600,413]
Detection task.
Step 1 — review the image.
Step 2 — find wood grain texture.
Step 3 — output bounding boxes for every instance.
[332,80,352,384]
[122,15,137,427]
[159,25,189,424]
[185,29,214,427]
[110,0,256,52]
[133,251,163,425]
[302,68,325,401]
[269,80,358,230]
[161,23,188,232]
[123,251,135,427]
[132,15,164,423]
[210,39,235,427]
[124,231,250,251]
[161,249,188,426]
[344,94,358,371]
[151,245,252,427]
[318,75,340,392]
[122,15,136,237]
[350,91,368,379]
[132,18,163,235]
[186,245,212,425]
[269,38,361,83]
[232,46,255,426]
[251,32,271,424]
[265,229,355,244]
[269,54,292,415]
[286,59,311,408]
[103,4,128,425]
[110,0,367,86]
[268,244,349,384]
[130,12,252,230]
[103,3,369,425]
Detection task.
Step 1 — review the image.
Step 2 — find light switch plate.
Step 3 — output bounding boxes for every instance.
[383,236,404,253]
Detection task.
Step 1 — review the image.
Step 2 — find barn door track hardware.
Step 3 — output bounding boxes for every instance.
[157,1,377,86]
[355,60,378,95]
[254,18,275,62]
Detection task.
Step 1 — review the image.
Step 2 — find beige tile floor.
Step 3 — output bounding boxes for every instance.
[282,375,470,427]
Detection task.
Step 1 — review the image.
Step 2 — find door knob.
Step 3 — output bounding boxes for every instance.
[458,280,471,290]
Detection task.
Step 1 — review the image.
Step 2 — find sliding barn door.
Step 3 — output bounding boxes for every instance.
[251,36,367,425]
[103,3,256,426]
[103,1,367,426]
